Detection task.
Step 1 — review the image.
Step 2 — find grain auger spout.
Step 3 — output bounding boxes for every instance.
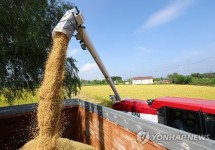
[52,6,121,102]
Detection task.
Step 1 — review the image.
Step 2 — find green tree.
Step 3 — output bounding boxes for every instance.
[111,76,122,82]
[153,78,161,83]
[191,73,203,78]
[168,73,191,84]
[0,0,80,105]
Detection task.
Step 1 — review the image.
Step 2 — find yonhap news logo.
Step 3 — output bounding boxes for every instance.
[136,130,209,144]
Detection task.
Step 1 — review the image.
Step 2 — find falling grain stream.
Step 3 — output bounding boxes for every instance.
[21,33,95,150]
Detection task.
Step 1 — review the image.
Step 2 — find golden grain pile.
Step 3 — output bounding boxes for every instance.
[21,32,95,150]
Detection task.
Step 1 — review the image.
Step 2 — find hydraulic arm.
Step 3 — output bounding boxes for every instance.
[52,6,121,102]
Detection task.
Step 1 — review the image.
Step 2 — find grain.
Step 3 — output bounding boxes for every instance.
[21,32,95,150]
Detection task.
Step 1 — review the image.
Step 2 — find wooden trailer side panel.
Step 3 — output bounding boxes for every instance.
[75,107,165,150]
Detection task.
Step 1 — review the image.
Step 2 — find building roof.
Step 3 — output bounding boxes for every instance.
[132,76,153,80]
[150,97,215,115]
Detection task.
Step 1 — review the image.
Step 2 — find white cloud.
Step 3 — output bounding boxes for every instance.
[79,63,103,80]
[97,76,105,81]
[80,63,98,73]
[136,0,193,32]
[66,48,80,57]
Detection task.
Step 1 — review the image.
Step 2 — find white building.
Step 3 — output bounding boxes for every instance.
[132,76,153,85]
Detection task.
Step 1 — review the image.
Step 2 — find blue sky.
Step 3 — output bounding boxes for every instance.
[67,0,215,80]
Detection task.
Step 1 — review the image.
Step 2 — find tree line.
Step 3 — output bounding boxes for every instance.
[167,72,215,86]
[81,76,124,85]
[82,73,215,87]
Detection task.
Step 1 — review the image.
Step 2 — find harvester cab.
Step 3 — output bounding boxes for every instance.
[113,97,215,140]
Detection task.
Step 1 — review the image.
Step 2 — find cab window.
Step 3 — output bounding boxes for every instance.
[205,114,215,140]
[162,108,201,134]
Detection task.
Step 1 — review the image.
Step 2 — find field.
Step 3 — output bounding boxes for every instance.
[0,91,39,107]
[76,84,215,107]
[1,84,215,107]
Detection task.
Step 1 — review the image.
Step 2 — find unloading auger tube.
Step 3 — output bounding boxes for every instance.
[52,6,121,102]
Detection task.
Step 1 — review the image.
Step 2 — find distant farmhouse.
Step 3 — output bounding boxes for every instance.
[132,76,153,85]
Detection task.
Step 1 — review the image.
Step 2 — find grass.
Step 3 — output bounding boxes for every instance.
[1,84,215,107]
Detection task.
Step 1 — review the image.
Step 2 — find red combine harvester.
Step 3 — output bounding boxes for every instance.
[113,97,215,140]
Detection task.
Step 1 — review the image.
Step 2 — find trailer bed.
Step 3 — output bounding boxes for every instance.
[0,99,214,150]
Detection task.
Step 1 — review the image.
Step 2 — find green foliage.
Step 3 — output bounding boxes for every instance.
[191,72,215,78]
[81,79,108,86]
[81,77,124,86]
[168,72,215,86]
[0,0,80,105]
[191,78,215,86]
[153,78,161,82]
[190,72,215,86]
[64,58,81,98]
[111,76,122,83]
[168,73,192,84]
